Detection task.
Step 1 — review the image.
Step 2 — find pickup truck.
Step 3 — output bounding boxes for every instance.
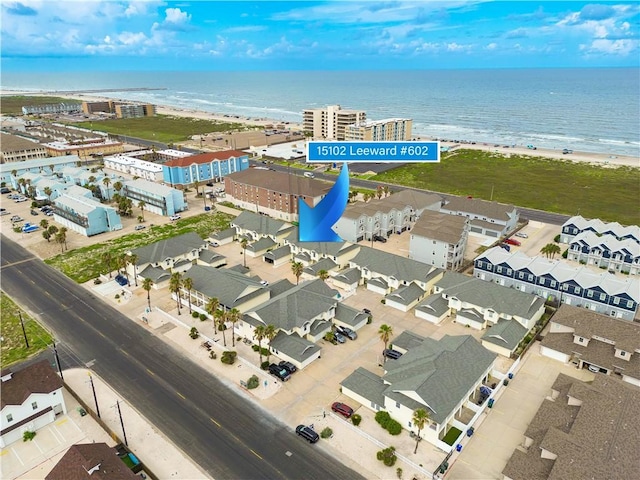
[503,238,521,246]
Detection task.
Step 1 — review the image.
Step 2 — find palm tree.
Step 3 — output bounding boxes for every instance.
[240,237,248,267]
[88,175,96,185]
[318,269,329,281]
[102,177,112,201]
[55,231,66,253]
[142,278,153,309]
[383,185,390,197]
[42,230,51,242]
[378,324,394,362]
[129,253,139,287]
[59,227,68,251]
[138,200,146,221]
[11,169,18,178]
[412,408,429,454]
[102,251,113,278]
[227,308,241,346]
[43,187,52,202]
[264,324,277,362]
[169,272,183,315]
[119,254,130,284]
[113,181,123,195]
[183,277,194,314]
[40,219,49,230]
[253,324,266,365]
[205,297,220,335]
[291,261,303,285]
[215,310,227,346]
[193,180,200,197]
[49,164,55,174]
[376,186,383,199]
[540,243,561,259]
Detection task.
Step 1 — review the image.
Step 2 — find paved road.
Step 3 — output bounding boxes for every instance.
[0,236,364,480]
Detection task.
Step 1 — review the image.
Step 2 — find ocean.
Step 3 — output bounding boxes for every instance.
[2,68,639,157]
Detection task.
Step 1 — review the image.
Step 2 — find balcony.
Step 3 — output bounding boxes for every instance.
[53,207,89,228]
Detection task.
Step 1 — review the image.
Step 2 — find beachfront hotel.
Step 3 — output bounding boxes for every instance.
[81,100,156,119]
[162,150,249,187]
[303,104,366,140]
[44,138,124,159]
[224,169,330,222]
[344,118,413,141]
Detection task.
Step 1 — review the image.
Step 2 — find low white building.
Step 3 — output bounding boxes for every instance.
[104,153,164,181]
[1,360,66,448]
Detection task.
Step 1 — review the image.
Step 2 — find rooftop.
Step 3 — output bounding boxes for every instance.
[163,150,247,167]
[441,196,517,222]
[225,168,330,197]
[1,360,63,408]
[411,210,469,244]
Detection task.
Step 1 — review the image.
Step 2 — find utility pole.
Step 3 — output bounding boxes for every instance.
[116,400,128,446]
[88,373,101,418]
[52,341,64,380]
[18,312,29,348]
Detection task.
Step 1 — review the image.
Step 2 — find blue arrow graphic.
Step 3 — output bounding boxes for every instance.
[299,163,349,242]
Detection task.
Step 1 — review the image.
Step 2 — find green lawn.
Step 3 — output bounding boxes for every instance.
[0,95,81,115]
[442,426,463,446]
[1,293,53,367]
[67,115,259,144]
[44,212,233,283]
[373,149,640,225]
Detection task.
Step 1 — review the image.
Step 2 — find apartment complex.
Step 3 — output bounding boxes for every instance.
[81,100,156,118]
[21,102,81,115]
[560,215,640,245]
[44,138,124,159]
[303,104,366,140]
[0,133,48,163]
[104,153,164,181]
[344,118,413,141]
[162,150,249,187]
[440,197,519,238]
[409,210,470,270]
[567,230,640,275]
[224,169,330,222]
[122,178,186,217]
[53,193,122,236]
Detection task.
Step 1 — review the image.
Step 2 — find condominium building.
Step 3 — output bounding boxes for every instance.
[81,100,156,118]
[344,118,413,141]
[21,102,81,115]
[122,178,186,216]
[162,150,249,187]
[44,138,124,159]
[409,210,470,270]
[0,133,48,163]
[303,105,366,140]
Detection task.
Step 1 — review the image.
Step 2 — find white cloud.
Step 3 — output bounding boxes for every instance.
[583,38,638,56]
[165,7,190,25]
[486,42,497,50]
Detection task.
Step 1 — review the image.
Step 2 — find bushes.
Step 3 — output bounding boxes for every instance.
[221,351,237,365]
[192,311,199,318]
[376,446,397,467]
[367,315,373,324]
[200,313,207,321]
[23,431,36,442]
[351,413,362,426]
[554,234,561,243]
[189,327,199,339]
[260,361,270,370]
[320,427,333,439]
[252,345,259,351]
[209,351,217,360]
[247,375,259,389]
[375,411,402,435]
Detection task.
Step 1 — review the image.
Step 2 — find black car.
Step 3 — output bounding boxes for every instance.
[0,187,10,194]
[373,235,387,243]
[278,361,298,374]
[268,363,291,382]
[295,425,319,443]
[115,274,128,286]
[336,326,357,340]
[363,308,371,315]
[30,209,39,216]
[383,349,403,360]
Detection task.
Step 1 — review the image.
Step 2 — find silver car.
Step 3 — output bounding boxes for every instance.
[334,332,346,344]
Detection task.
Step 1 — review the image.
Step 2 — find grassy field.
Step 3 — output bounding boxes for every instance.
[1,293,53,367]
[0,95,82,115]
[45,212,233,283]
[373,149,640,225]
[68,115,259,144]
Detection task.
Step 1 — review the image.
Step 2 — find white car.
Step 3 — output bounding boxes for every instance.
[260,280,269,287]
[15,197,28,202]
[134,225,146,231]
[515,232,528,238]
[169,214,181,221]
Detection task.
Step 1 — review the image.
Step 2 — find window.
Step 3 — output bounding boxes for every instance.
[396,401,400,409]
[32,401,38,410]
[627,300,634,308]
[575,287,581,294]
[6,414,13,422]
[620,351,626,357]
[587,291,593,298]
[600,293,606,301]
[613,298,620,305]
[578,337,584,343]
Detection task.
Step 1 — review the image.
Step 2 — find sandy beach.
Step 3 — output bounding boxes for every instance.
[3,89,638,168]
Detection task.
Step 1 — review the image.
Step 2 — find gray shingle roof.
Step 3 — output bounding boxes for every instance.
[351,246,444,285]
[247,236,276,253]
[436,271,545,321]
[481,319,528,352]
[340,367,387,409]
[285,227,361,257]
[138,265,171,283]
[441,196,516,222]
[391,331,427,352]
[332,267,361,285]
[341,189,442,220]
[264,244,291,261]
[384,282,425,306]
[333,303,369,327]
[412,210,468,244]
[382,335,497,424]
[183,264,266,309]
[415,294,450,318]
[368,277,389,289]
[303,258,338,275]
[211,227,236,240]
[231,211,293,237]
[198,250,226,265]
[130,232,205,265]
[270,332,321,363]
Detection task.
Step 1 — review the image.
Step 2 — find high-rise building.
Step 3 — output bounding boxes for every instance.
[303,105,366,140]
[345,118,413,141]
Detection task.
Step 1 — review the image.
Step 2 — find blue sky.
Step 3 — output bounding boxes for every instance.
[1,1,639,71]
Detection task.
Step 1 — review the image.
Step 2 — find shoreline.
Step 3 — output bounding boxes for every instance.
[2,89,639,168]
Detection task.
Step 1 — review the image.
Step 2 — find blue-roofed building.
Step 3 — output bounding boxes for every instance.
[53,194,122,236]
[0,154,81,185]
[121,178,186,216]
[162,150,249,187]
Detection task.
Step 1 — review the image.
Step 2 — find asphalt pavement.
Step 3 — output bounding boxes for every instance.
[1,235,365,480]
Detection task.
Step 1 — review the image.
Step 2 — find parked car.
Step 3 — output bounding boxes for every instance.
[295,425,319,443]
[14,197,28,202]
[0,187,10,194]
[278,361,298,375]
[331,402,354,418]
[268,363,291,382]
[10,215,23,223]
[115,274,128,286]
[503,238,521,246]
[0,210,9,216]
[514,232,528,238]
[260,280,269,287]
[169,214,181,221]
[373,235,387,243]
[333,331,346,344]
[336,326,357,340]
[303,172,315,178]
[588,364,600,373]
[499,243,511,252]
[383,349,403,360]
[22,223,39,233]
[30,209,39,216]
[562,148,573,154]
[134,225,146,231]
[362,308,371,315]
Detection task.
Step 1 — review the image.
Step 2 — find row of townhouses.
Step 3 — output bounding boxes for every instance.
[474,246,639,320]
[560,215,640,244]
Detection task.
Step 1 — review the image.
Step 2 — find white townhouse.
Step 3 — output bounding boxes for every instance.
[474,247,640,321]
[285,227,361,269]
[1,360,66,448]
[231,211,296,245]
[409,210,470,270]
[104,153,164,181]
[560,215,640,245]
[440,196,519,238]
[122,178,186,217]
[333,190,442,243]
[567,230,640,275]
